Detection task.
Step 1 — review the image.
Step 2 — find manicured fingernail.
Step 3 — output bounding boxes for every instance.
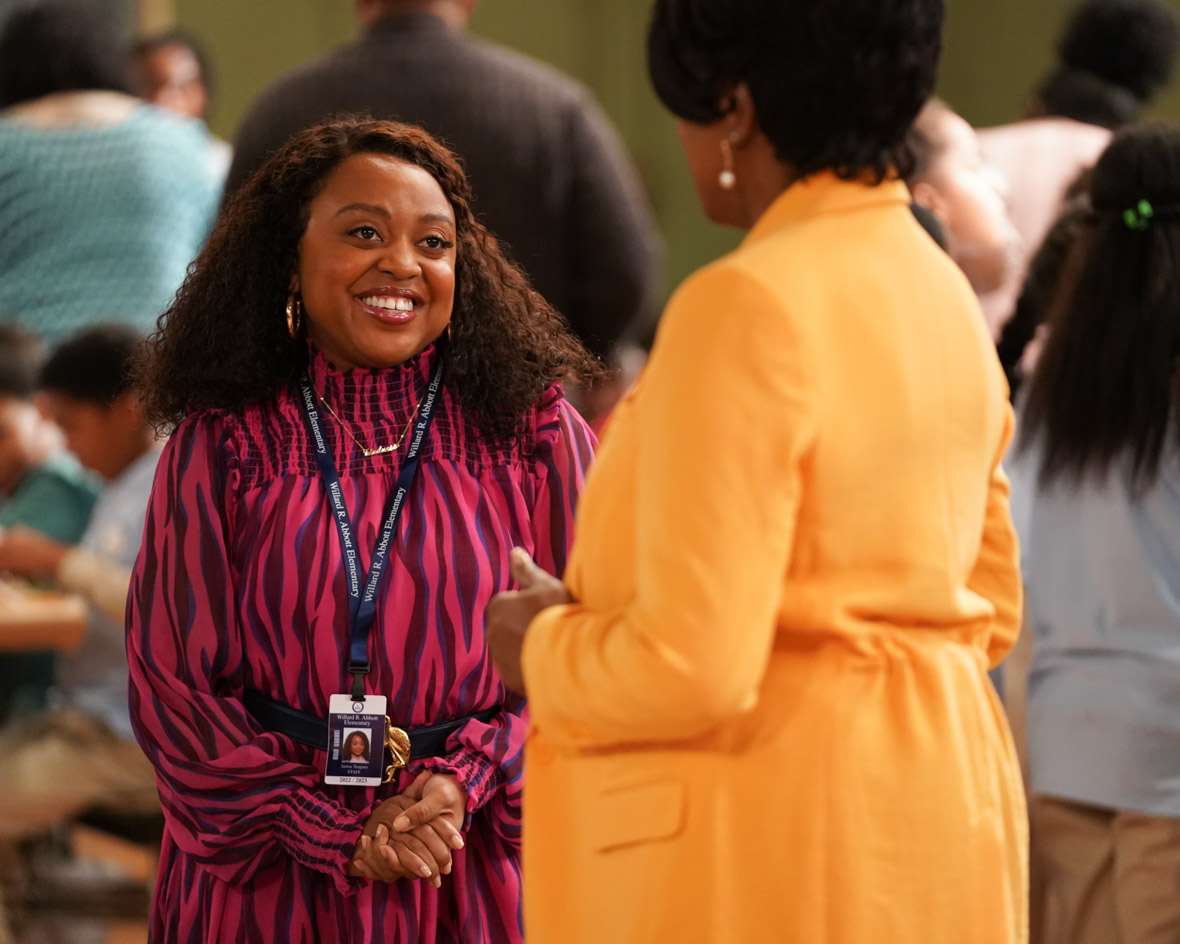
[361,835,371,849]
[442,863,451,874]
[419,865,432,877]
[393,816,410,832]
[451,835,464,849]
[375,824,387,840]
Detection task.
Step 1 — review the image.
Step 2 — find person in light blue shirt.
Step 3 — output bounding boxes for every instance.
[0,325,160,844]
[1016,122,1180,944]
[0,2,220,343]
[0,324,98,721]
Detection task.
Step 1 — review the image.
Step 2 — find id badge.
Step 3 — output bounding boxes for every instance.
[325,694,387,786]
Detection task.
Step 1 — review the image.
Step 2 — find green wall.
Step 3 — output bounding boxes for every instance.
[179,0,1180,306]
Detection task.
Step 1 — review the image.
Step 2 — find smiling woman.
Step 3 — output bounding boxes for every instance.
[138,119,599,442]
[294,154,458,371]
[125,119,600,943]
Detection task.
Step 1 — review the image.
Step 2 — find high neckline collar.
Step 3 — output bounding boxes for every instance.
[743,171,911,248]
[306,341,439,413]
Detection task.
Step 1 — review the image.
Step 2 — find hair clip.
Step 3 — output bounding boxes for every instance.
[1124,199,1154,231]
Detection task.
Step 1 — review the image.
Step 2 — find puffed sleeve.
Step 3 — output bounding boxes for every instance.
[126,414,368,894]
[522,264,817,747]
[528,389,597,580]
[415,389,596,843]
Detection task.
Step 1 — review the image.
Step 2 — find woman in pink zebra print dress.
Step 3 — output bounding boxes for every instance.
[126,119,599,943]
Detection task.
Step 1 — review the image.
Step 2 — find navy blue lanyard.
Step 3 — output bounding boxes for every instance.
[298,358,444,700]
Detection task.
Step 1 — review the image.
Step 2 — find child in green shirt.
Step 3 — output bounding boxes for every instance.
[0,325,98,719]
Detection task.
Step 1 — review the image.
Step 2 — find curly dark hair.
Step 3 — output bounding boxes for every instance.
[136,119,602,442]
[646,0,944,182]
[1019,123,1180,490]
[0,1,134,109]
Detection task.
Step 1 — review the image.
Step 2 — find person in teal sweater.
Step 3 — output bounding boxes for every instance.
[0,325,98,720]
[0,3,220,343]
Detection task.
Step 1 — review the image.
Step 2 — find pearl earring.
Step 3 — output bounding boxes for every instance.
[719,138,736,190]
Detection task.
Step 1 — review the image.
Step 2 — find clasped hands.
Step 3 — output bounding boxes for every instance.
[347,770,467,887]
[348,549,570,886]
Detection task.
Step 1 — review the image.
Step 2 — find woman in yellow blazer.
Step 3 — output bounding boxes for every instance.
[482,0,1027,940]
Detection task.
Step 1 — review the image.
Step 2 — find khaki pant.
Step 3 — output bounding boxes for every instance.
[0,709,158,841]
[1031,793,1180,944]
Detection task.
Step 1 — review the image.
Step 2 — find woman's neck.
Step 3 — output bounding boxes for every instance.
[4,90,140,130]
[733,140,798,230]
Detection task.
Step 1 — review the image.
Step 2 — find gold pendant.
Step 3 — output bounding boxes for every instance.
[362,444,398,458]
[382,718,411,783]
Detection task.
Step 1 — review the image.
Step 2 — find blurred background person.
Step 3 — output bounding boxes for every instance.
[0,0,221,343]
[908,98,1022,297]
[0,325,97,725]
[1029,0,1180,130]
[977,0,1180,337]
[1016,122,1180,944]
[133,28,232,180]
[0,325,161,932]
[487,0,1026,941]
[224,0,659,385]
[0,325,165,626]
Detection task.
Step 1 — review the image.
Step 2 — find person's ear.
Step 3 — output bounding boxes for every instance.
[289,271,300,295]
[910,180,951,226]
[32,392,52,423]
[113,391,146,426]
[720,82,758,151]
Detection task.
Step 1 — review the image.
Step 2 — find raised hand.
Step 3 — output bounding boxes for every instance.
[485,547,573,694]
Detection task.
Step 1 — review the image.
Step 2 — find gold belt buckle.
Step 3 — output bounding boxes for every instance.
[383,716,411,784]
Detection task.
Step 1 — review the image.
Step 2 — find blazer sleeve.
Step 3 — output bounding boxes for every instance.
[970,405,1023,668]
[126,415,369,895]
[522,264,817,747]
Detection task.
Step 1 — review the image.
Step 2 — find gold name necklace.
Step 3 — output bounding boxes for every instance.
[317,390,424,458]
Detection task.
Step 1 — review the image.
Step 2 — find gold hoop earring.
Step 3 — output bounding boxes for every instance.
[719,139,737,190]
[286,293,302,338]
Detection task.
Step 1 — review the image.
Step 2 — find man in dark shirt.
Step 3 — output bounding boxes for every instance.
[227,0,660,360]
